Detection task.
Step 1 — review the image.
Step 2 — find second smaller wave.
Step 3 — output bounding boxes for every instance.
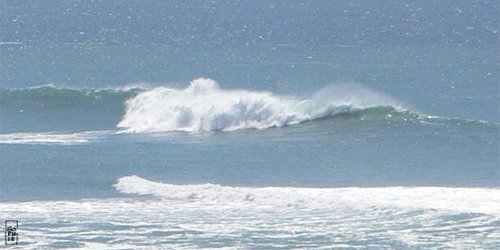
[115,175,500,215]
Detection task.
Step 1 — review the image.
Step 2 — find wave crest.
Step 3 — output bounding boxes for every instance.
[117,78,404,133]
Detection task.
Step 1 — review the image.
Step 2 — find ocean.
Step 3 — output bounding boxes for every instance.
[1,1,499,249]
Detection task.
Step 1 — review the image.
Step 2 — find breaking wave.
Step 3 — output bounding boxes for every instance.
[117,78,407,133]
[1,79,494,135]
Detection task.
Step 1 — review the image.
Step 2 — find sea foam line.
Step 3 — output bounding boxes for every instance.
[0,131,110,145]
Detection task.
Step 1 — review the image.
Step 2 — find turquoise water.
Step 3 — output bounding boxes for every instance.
[1,1,499,249]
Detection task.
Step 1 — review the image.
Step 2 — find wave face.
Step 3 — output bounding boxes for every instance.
[0,84,142,108]
[118,78,405,132]
[0,85,143,133]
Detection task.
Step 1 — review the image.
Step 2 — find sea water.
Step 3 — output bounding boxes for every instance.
[1,1,499,249]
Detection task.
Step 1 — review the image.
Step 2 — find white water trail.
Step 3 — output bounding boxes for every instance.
[0,131,109,145]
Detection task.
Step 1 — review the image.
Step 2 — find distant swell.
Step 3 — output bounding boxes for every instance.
[118,78,406,133]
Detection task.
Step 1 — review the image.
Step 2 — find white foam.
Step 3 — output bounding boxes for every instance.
[115,175,500,215]
[0,131,107,145]
[117,78,403,133]
[1,177,498,248]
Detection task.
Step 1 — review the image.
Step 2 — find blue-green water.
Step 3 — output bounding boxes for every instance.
[1,1,499,249]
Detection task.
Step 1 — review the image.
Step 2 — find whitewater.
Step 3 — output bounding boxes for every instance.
[117,78,406,133]
[1,175,499,249]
